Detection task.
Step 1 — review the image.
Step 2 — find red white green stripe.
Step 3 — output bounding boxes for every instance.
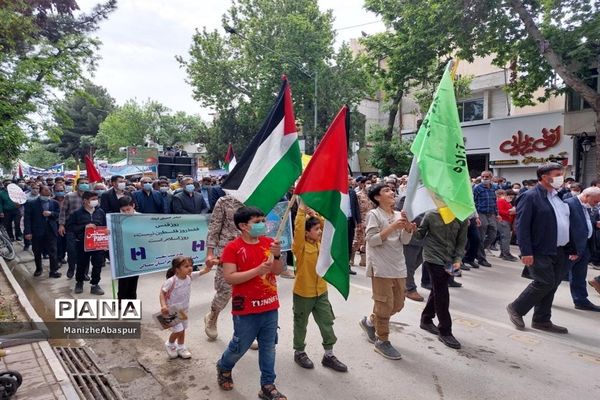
[295,106,350,299]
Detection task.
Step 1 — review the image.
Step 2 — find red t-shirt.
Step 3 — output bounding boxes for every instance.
[497,198,515,224]
[221,236,279,316]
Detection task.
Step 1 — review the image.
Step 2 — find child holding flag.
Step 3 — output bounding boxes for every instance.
[291,202,348,372]
[216,206,287,400]
[359,184,414,360]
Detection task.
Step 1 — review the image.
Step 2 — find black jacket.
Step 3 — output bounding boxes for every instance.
[100,188,122,214]
[66,206,107,241]
[172,191,208,214]
[24,198,60,237]
[348,189,361,224]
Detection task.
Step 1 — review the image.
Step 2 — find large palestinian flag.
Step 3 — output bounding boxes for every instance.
[295,106,350,299]
[222,77,302,213]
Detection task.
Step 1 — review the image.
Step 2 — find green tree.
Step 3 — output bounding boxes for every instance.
[178,0,372,156]
[367,126,413,176]
[0,0,117,166]
[95,100,207,161]
[47,81,116,160]
[20,141,59,169]
[366,0,600,175]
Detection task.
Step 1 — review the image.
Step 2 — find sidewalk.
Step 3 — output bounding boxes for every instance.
[0,256,79,400]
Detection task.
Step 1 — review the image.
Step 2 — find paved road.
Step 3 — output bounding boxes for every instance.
[10,248,600,400]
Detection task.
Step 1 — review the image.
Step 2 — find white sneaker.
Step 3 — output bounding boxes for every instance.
[177,346,192,359]
[165,342,178,359]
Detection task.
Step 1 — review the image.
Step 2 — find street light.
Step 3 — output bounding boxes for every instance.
[223,24,318,150]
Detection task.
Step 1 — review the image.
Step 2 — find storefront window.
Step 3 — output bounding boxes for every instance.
[457,98,484,122]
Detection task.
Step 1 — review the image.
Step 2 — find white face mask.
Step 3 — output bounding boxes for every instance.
[550,176,564,190]
[89,200,99,208]
[117,182,126,190]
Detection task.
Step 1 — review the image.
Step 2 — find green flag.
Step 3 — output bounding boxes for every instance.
[410,62,475,221]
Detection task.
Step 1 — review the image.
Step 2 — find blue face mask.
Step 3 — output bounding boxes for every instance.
[39,196,50,201]
[143,183,153,191]
[95,190,105,195]
[185,184,195,193]
[249,222,267,237]
[54,191,65,197]
[78,184,90,191]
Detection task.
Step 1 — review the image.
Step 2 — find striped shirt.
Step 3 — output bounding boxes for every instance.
[58,192,83,226]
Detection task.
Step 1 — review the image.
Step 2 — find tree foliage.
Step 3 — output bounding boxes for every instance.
[0,0,117,167]
[367,126,413,176]
[178,0,373,157]
[365,0,600,174]
[46,80,115,160]
[20,141,58,169]
[95,100,207,162]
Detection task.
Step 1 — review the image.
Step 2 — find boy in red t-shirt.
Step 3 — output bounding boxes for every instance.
[496,189,518,262]
[216,206,287,400]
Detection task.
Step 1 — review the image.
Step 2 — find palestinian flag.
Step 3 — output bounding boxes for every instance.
[222,77,302,213]
[224,143,237,172]
[295,106,350,299]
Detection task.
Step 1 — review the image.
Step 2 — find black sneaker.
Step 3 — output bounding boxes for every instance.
[501,255,519,262]
[322,354,348,372]
[478,259,492,267]
[374,340,402,360]
[448,280,462,288]
[33,269,42,277]
[461,263,470,271]
[74,282,83,294]
[359,316,376,344]
[349,268,357,275]
[465,260,479,268]
[438,334,461,349]
[49,271,62,278]
[420,321,440,335]
[294,352,314,369]
[66,268,74,279]
[90,285,105,295]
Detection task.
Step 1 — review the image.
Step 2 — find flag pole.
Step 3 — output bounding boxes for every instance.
[274,194,297,241]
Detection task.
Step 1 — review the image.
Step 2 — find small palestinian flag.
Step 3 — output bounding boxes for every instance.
[224,143,237,172]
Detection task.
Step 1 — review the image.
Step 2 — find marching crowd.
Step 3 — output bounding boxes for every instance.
[1,163,600,400]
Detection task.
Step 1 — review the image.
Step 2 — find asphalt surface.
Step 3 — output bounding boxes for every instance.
[9,247,600,400]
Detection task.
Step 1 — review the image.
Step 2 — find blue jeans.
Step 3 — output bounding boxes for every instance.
[218,310,278,386]
[569,247,591,306]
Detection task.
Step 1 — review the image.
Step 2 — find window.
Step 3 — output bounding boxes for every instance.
[566,69,598,112]
[457,98,484,122]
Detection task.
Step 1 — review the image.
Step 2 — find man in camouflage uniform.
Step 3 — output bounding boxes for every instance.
[353,177,372,267]
[204,195,244,339]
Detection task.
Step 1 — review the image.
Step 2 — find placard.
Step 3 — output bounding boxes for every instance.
[84,226,110,252]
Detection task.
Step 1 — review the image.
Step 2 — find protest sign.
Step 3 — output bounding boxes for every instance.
[107,202,292,279]
[84,226,110,251]
[7,184,27,205]
[108,214,209,279]
[265,201,293,252]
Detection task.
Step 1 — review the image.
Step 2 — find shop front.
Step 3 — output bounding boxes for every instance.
[487,112,574,185]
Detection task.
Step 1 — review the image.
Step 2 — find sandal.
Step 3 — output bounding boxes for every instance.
[259,384,287,400]
[217,365,233,391]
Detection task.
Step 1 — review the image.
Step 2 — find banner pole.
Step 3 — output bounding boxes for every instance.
[112,279,116,299]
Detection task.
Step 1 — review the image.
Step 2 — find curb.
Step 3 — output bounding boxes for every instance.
[1,256,80,400]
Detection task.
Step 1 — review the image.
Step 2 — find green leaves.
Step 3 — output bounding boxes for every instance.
[179,0,371,159]
[95,100,207,162]
[0,0,117,165]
